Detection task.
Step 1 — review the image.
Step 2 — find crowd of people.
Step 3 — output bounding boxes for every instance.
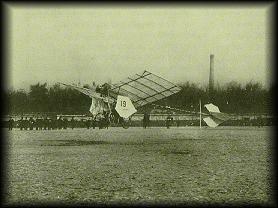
[142,113,175,129]
[7,116,96,131]
[5,114,272,130]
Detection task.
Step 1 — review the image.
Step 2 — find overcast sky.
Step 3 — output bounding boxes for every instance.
[8,4,273,90]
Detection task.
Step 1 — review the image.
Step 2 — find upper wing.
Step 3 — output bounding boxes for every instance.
[109,70,181,108]
[58,82,102,99]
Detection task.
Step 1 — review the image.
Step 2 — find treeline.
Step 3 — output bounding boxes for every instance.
[5,81,273,115]
[168,81,273,114]
[6,83,91,115]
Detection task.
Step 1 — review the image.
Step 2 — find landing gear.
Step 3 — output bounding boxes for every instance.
[94,113,108,129]
[108,112,118,126]
[108,111,130,129]
[94,112,131,129]
[119,117,131,129]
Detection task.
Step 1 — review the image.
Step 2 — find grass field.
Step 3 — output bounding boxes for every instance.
[4,127,274,205]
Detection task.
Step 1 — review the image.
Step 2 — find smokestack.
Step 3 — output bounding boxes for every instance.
[209,54,214,92]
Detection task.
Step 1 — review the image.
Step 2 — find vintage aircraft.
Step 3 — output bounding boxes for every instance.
[59,70,230,128]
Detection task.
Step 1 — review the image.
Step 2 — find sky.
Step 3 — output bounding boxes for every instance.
[7,4,273,90]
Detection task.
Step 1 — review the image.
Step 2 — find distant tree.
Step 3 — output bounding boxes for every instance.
[7,89,29,114]
[223,81,245,113]
[169,82,207,112]
[48,84,65,113]
[29,83,48,112]
[244,81,264,113]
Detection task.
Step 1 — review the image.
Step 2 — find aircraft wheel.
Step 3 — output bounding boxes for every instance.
[121,121,130,129]
[108,112,117,125]
[120,117,131,129]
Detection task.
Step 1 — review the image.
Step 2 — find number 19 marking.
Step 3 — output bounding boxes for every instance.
[121,101,126,107]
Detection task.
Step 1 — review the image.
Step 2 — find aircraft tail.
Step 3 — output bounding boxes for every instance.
[203,103,230,127]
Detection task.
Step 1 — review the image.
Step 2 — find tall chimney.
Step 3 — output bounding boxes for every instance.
[209,54,214,92]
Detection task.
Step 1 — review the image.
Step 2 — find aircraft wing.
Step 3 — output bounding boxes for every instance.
[109,70,181,108]
[59,82,103,100]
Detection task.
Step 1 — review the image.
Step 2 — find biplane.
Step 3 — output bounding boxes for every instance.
[59,70,229,128]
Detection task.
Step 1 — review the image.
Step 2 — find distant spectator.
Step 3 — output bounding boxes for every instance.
[47,118,51,130]
[57,117,62,130]
[19,117,24,130]
[176,118,180,127]
[29,117,35,130]
[85,119,91,129]
[43,117,48,130]
[63,118,68,129]
[52,118,58,130]
[38,118,43,130]
[70,117,75,129]
[166,115,172,129]
[143,112,150,129]
[92,118,96,129]
[24,117,29,130]
[8,117,14,130]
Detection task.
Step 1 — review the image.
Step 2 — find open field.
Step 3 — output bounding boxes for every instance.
[4,127,274,205]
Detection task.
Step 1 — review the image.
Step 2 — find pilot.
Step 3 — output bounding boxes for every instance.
[102,83,111,97]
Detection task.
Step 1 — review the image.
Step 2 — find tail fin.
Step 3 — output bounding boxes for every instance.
[203,116,225,128]
[204,103,220,113]
[203,103,230,127]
